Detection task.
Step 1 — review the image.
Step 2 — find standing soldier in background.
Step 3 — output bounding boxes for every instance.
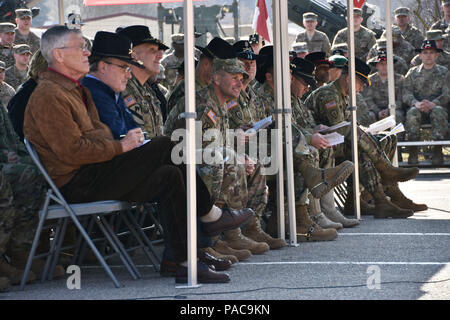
[66,13,92,52]
[0,61,15,110]
[4,44,31,90]
[13,9,39,55]
[161,34,184,91]
[410,30,450,70]
[367,38,409,75]
[295,12,330,55]
[0,23,16,69]
[403,40,450,165]
[430,0,450,33]
[291,42,309,59]
[332,8,376,61]
[393,7,424,49]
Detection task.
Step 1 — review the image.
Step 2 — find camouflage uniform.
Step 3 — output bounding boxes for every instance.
[160,52,183,92]
[366,45,410,75]
[403,64,450,141]
[4,65,28,91]
[410,50,450,70]
[332,26,376,61]
[0,81,15,110]
[121,74,164,138]
[14,30,40,55]
[0,45,14,69]
[383,25,424,51]
[228,84,266,130]
[362,72,406,124]
[165,77,209,118]
[0,106,46,255]
[393,39,416,65]
[295,30,331,55]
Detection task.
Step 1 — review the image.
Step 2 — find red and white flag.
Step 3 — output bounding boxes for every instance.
[252,0,271,44]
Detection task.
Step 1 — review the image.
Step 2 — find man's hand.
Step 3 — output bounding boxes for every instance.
[311,133,331,150]
[415,101,429,113]
[378,109,389,119]
[244,154,255,176]
[120,128,144,153]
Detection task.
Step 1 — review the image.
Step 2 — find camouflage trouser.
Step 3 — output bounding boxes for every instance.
[293,132,320,205]
[406,106,449,141]
[319,147,334,169]
[0,164,46,255]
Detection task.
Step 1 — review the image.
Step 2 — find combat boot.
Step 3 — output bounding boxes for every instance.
[0,257,36,285]
[371,184,414,219]
[201,247,239,264]
[0,277,10,292]
[295,205,338,242]
[432,146,443,166]
[321,189,360,228]
[9,248,66,280]
[212,239,252,261]
[222,228,270,254]
[308,194,343,230]
[242,215,286,249]
[385,183,428,212]
[374,156,419,184]
[407,147,418,165]
[343,187,375,216]
[299,160,354,199]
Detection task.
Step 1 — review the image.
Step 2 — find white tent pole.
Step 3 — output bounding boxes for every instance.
[347,0,361,220]
[178,0,199,289]
[58,0,65,25]
[272,0,285,240]
[385,0,398,166]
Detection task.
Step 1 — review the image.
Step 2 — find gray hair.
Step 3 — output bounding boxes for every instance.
[40,25,81,66]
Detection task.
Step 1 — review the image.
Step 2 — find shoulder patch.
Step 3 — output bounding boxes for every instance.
[124,95,137,108]
[225,100,238,111]
[206,109,217,125]
[325,101,337,110]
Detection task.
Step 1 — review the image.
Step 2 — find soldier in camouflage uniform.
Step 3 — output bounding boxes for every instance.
[160,34,184,91]
[13,9,40,55]
[291,41,309,59]
[444,25,450,51]
[403,40,450,165]
[363,51,406,128]
[0,22,16,69]
[366,38,409,75]
[411,30,450,70]
[332,8,376,61]
[165,37,237,127]
[393,7,424,49]
[0,60,15,109]
[377,26,416,65]
[0,104,48,290]
[4,44,31,90]
[306,57,425,218]
[65,13,92,52]
[430,0,450,33]
[295,12,331,55]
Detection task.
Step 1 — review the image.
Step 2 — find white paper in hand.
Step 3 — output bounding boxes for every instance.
[368,115,396,134]
[322,132,345,146]
[246,116,273,134]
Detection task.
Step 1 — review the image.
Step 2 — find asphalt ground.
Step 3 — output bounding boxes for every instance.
[1,168,450,302]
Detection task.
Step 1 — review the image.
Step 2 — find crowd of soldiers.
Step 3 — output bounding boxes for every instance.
[0,1,449,292]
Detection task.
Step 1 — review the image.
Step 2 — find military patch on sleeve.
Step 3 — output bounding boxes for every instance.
[325,101,337,110]
[206,109,217,125]
[225,100,238,111]
[124,95,137,108]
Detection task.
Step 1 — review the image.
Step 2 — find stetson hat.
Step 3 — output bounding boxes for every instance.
[305,51,331,67]
[255,45,273,83]
[90,31,145,68]
[233,40,258,60]
[118,25,169,51]
[290,57,316,87]
[343,57,371,86]
[367,51,398,66]
[415,39,443,53]
[196,37,236,60]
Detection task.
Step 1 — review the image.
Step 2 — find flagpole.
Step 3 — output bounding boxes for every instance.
[347,0,361,220]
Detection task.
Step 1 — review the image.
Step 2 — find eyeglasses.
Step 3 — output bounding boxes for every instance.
[103,61,132,73]
[57,44,89,52]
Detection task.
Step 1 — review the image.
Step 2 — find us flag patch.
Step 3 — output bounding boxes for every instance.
[124,95,136,107]
[225,100,238,111]
[325,101,336,110]
[207,109,217,125]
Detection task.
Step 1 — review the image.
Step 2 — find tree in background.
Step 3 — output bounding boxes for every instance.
[407,0,442,32]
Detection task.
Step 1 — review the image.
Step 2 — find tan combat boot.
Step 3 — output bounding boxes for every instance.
[320,189,360,228]
[374,156,419,185]
[385,183,428,212]
[0,257,36,285]
[242,215,286,249]
[299,160,354,199]
[213,239,252,261]
[200,247,239,264]
[222,228,270,255]
[295,205,338,242]
[371,184,414,219]
[308,194,343,230]
[343,187,376,216]
[9,248,66,280]
[0,277,10,292]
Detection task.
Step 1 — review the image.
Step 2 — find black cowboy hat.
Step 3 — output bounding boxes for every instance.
[90,31,145,69]
[290,57,317,87]
[305,51,331,66]
[415,39,443,53]
[233,40,258,60]
[196,37,236,60]
[367,51,398,66]
[344,57,371,86]
[118,25,169,51]
[255,45,273,84]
